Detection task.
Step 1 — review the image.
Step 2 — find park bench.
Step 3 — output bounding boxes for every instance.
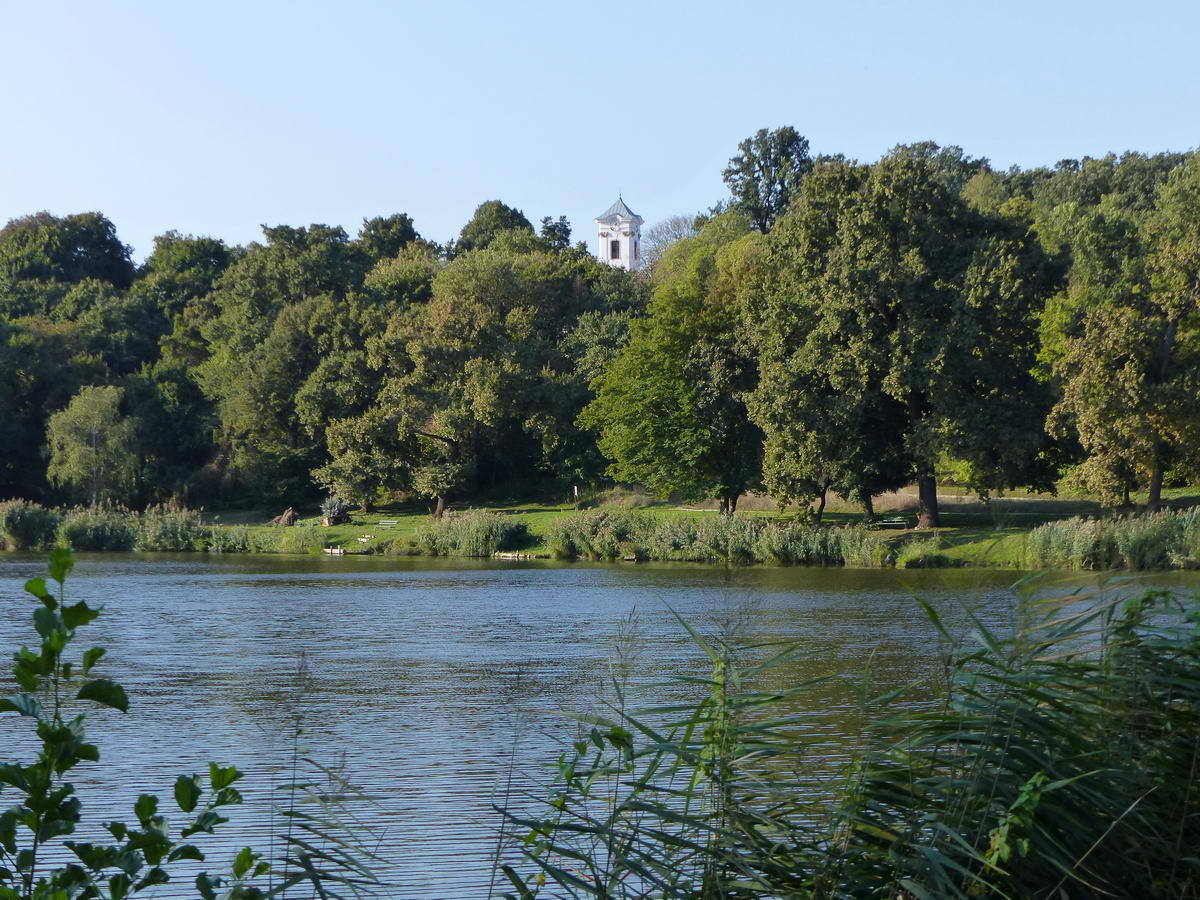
[377,520,398,527]
[874,516,912,529]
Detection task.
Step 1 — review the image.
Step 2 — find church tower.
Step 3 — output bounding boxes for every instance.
[595,196,643,271]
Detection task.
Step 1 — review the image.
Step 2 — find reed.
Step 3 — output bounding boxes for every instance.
[135,503,210,551]
[413,509,530,557]
[501,586,1200,899]
[0,499,62,550]
[1026,510,1200,570]
[57,503,139,551]
[546,510,888,566]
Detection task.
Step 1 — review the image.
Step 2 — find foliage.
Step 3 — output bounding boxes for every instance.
[722,126,813,232]
[411,510,529,557]
[455,200,533,254]
[0,500,62,551]
[501,588,1200,899]
[46,385,140,507]
[0,550,272,898]
[58,504,139,551]
[581,214,763,513]
[320,496,351,524]
[746,154,1056,527]
[1025,509,1200,569]
[546,510,887,566]
[136,505,210,552]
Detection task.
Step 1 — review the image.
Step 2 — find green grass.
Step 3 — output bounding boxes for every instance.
[200,488,1200,567]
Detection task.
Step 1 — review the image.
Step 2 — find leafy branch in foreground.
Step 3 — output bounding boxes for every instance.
[0,549,384,900]
[0,548,268,899]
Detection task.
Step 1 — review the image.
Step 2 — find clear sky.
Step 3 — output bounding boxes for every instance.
[2,0,1197,260]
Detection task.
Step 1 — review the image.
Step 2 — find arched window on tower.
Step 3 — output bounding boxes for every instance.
[610,239,620,260]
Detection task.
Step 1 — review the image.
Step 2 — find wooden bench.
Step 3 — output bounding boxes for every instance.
[874,516,912,529]
[377,520,398,527]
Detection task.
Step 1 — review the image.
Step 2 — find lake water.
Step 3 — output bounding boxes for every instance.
[1,554,1195,897]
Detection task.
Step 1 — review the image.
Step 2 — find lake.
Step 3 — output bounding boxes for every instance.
[1,553,1195,897]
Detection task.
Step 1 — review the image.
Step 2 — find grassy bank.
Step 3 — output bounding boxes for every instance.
[6,493,1200,570]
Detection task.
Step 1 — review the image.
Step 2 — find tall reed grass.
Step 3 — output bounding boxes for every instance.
[0,499,62,550]
[1026,508,1200,569]
[412,510,530,557]
[500,587,1200,899]
[546,510,888,566]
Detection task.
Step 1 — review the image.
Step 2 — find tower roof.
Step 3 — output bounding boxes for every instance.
[596,196,640,221]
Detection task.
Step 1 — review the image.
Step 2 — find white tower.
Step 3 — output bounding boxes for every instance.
[595,196,644,271]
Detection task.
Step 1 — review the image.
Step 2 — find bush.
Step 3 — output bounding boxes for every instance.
[0,499,62,550]
[413,510,529,557]
[205,524,278,553]
[58,504,138,551]
[274,524,325,554]
[1026,511,1196,570]
[894,536,962,568]
[136,504,210,551]
[320,495,352,524]
[546,511,887,567]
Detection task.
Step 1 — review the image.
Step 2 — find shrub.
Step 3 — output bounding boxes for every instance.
[136,504,209,551]
[205,524,279,553]
[413,510,529,557]
[544,511,888,567]
[274,524,325,554]
[1026,511,1197,570]
[320,495,352,524]
[0,499,62,550]
[894,536,962,568]
[58,504,138,550]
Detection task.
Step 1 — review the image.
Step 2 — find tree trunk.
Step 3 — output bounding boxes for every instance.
[717,497,730,517]
[727,494,739,515]
[862,494,875,519]
[433,494,446,519]
[1148,457,1164,512]
[814,481,829,523]
[917,475,940,529]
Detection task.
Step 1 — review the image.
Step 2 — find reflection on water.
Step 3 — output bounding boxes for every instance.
[0,553,1194,897]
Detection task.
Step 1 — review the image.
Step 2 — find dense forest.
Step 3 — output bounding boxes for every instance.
[2,130,1198,528]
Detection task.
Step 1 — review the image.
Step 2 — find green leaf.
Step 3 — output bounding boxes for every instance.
[48,548,74,584]
[62,601,99,629]
[208,763,242,791]
[134,794,158,825]
[195,873,219,900]
[23,577,54,608]
[232,847,258,879]
[82,647,105,675]
[108,872,130,900]
[174,775,202,813]
[76,679,129,713]
[168,844,204,863]
[0,695,42,718]
[33,606,58,639]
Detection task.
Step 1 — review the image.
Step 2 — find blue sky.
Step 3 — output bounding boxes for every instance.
[2,0,1197,259]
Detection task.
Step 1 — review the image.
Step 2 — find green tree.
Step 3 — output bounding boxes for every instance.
[722,126,813,233]
[0,211,134,288]
[749,158,1053,527]
[581,214,763,514]
[358,213,419,261]
[455,200,533,254]
[46,385,140,506]
[1049,155,1200,507]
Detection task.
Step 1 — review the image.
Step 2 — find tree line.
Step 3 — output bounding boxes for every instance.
[2,130,1198,526]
